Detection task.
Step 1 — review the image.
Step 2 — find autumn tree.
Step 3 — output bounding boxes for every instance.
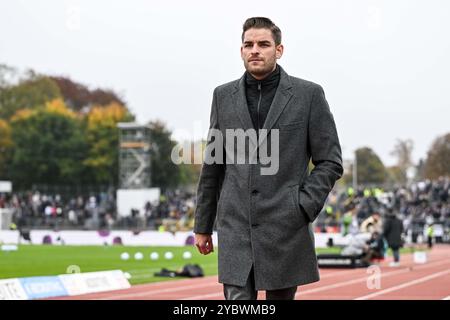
[50,76,126,112]
[424,133,450,179]
[390,139,414,184]
[0,64,18,89]
[343,147,386,185]
[84,102,134,185]
[9,99,87,189]
[0,75,62,119]
[0,119,13,178]
[148,120,181,192]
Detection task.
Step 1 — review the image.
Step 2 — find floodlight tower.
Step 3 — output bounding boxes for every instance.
[117,123,152,189]
[116,123,160,218]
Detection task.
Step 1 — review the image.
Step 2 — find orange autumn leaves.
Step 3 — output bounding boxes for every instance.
[10,98,130,124]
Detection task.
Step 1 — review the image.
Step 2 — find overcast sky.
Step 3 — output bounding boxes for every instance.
[1,0,449,166]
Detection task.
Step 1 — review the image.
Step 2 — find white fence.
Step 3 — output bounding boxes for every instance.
[0,229,343,248]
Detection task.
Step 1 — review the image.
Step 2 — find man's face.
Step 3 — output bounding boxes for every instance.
[241,28,283,79]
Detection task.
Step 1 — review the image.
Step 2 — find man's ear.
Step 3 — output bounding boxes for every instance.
[276,44,284,59]
[240,45,244,60]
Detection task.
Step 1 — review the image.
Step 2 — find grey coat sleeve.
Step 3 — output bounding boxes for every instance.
[193,88,225,234]
[299,85,344,222]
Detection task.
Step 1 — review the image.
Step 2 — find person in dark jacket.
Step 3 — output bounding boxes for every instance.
[362,231,385,266]
[194,17,343,300]
[383,210,404,267]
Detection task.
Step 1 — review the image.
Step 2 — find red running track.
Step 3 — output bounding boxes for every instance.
[52,244,450,300]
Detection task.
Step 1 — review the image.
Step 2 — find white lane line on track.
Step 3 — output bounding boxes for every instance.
[180,258,450,300]
[88,251,450,300]
[92,271,353,299]
[354,269,450,300]
[180,268,414,300]
[94,281,222,300]
[442,295,450,300]
[294,257,450,298]
[84,275,219,299]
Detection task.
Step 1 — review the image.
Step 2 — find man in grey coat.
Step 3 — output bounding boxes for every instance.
[194,17,343,300]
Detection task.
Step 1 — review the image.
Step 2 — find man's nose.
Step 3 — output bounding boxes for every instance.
[250,44,260,54]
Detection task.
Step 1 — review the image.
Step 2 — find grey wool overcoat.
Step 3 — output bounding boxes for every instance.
[194,65,343,290]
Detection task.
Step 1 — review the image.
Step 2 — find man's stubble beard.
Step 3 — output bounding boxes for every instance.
[244,57,277,78]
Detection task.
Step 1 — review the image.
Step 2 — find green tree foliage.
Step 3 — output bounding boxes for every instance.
[0,64,139,190]
[9,100,87,189]
[0,74,62,119]
[390,139,414,184]
[0,64,202,191]
[386,165,405,185]
[83,102,134,185]
[0,119,13,178]
[343,147,387,185]
[356,147,387,184]
[148,120,180,192]
[424,133,450,179]
[0,64,18,88]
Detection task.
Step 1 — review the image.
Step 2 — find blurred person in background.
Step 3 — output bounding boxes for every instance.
[360,211,382,234]
[362,231,386,266]
[426,223,434,249]
[383,209,404,267]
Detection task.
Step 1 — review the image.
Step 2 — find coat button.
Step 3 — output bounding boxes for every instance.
[251,223,259,227]
[251,189,259,195]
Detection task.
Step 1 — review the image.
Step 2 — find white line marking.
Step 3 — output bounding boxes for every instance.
[94,281,221,300]
[295,257,450,298]
[355,269,450,300]
[180,268,411,300]
[181,258,450,300]
[87,253,450,300]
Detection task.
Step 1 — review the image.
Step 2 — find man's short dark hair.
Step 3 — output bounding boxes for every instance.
[242,17,282,46]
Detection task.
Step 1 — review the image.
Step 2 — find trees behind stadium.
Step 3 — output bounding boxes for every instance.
[0,64,195,192]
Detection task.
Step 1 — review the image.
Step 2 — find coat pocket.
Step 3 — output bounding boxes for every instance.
[289,184,309,229]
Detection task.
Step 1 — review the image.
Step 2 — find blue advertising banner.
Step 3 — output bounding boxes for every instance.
[19,276,68,299]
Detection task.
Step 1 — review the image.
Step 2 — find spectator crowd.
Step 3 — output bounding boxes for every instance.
[1,177,449,244]
[320,176,450,245]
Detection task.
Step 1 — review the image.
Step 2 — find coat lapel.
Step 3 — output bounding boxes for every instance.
[259,66,293,148]
[231,74,258,148]
[231,65,294,150]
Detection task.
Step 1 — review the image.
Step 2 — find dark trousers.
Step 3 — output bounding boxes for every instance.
[223,265,298,300]
[391,246,400,262]
[428,237,433,248]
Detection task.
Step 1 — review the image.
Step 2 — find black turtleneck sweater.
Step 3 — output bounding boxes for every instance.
[245,64,280,131]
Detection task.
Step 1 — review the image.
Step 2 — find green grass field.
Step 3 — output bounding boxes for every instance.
[0,245,342,285]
